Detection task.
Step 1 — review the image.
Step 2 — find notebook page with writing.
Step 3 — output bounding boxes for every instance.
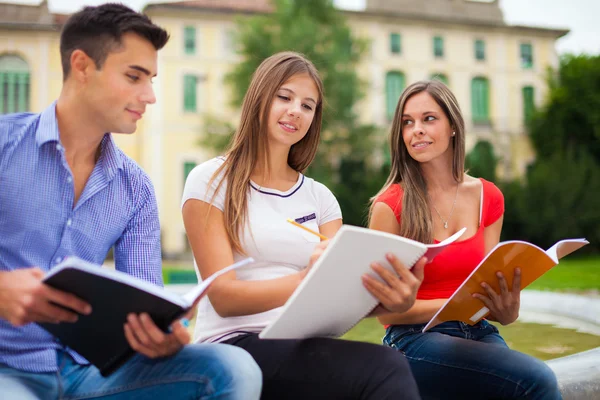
[260,225,431,339]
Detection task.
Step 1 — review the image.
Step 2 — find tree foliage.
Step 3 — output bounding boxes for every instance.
[502,54,600,253]
[465,140,499,182]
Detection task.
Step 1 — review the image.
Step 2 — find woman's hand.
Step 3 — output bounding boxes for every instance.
[362,254,426,314]
[299,240,330,280]
[473,268,521,325]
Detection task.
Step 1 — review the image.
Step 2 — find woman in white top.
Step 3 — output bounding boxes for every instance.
[182,52,425,400]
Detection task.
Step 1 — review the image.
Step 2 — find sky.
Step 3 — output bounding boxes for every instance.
[7,0,599,55]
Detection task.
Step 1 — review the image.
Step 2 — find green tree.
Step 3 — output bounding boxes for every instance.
[502,54,600,252]
[205,0,386,226]
[529,54,600,163]
[465,140,499,182]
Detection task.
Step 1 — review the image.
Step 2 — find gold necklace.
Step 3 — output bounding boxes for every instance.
[431,184,459,229]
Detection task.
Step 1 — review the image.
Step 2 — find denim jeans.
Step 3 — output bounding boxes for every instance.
[383,320,562,400]
[0,344,261,400]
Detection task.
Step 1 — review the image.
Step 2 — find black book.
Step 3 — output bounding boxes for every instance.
[40,256,253,376]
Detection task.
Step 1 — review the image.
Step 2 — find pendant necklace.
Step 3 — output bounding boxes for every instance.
[431,183,459,229]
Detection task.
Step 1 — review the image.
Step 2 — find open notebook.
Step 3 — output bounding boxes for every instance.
[423,238,589,332]
[40,256,253,376]
[259,225,465,340]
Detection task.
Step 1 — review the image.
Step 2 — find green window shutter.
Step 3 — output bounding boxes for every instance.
[0,72,5,114]
[6,72,16,114]
[385,71,405,121]
[183,75,197,112]
[183,161,197,185]
[433,36,444,58]
[17,72,29,112]
[471,77,490,123]
[520,43,533,69]
[390,33,401,54]
[475,39,485,61]
[0,55,30,115]
[522,86,535,122]
[184,26,196,55]
[430,73,448,86]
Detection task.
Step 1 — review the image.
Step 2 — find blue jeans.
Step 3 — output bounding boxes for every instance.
[383,320,562,400]
[0,344,261,400]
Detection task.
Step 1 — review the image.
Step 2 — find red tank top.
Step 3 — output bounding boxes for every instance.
[375,179,504,299]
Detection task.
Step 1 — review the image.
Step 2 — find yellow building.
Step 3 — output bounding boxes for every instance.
[0,0,568,257]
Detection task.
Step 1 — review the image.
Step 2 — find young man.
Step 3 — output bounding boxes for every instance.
[0,4,261,399]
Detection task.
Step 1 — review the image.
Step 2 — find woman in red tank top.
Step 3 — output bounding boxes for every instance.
[369,80,561,400]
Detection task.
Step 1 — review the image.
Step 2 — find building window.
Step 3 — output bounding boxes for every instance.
[184,26,196,55]
[222,29,236,56]
[183,161,197,185]
[522,86,535,123]
[0,55,30,115]
[385,71,405,121]
[183,75,197,112]
[390,33,401,54]
[520,43,533,69]
[433,36,444,58]
[471,77,490,123]
[475,39,485,61]
[430,73,449,86]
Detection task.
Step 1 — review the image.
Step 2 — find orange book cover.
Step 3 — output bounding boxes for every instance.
[423,238,589,332]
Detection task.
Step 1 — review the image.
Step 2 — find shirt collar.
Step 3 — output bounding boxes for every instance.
[99,133,125,179]
[35,101,125,175]
[35,101,60,146]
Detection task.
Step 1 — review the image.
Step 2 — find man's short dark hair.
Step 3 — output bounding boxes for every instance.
[60,3,169,80]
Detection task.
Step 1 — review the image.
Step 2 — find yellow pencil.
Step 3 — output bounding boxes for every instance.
[286,218,329,240]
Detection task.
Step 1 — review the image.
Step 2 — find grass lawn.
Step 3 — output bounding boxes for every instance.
[527,257,600,292]
[341,318,600,361]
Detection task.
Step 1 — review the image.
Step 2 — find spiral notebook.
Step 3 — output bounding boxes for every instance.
[259,225,465,339]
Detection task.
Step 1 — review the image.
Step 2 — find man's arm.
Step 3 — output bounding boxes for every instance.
[113,176,162,285]
[113,176,190,358]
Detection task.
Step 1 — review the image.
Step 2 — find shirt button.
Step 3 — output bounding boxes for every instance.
[56,144,63,151]
[66,219,72,227]
[55,257,62,264]
[67,176,73,183]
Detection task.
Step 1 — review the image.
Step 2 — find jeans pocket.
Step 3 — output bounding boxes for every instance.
[383,326,419,353]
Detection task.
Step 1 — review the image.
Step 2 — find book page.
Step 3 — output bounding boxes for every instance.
[45,257,188,308]
[181,258,255,307]
[423,227,467,262]
[545,239,589,263]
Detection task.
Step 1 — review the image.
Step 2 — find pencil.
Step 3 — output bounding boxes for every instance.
[286,218,329,240]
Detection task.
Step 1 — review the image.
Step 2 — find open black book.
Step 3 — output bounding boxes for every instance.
[40,256,253,376]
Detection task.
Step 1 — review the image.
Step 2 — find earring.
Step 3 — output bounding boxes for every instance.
[452,131,456,136]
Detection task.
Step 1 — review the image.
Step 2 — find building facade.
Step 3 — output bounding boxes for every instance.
[0,0,568,257]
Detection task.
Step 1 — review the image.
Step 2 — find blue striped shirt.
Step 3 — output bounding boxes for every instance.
[0,102,162,372]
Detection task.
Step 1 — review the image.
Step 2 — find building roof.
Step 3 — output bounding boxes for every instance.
[145,0,272,14]
[0,0,67,31]
[144,0,568,37]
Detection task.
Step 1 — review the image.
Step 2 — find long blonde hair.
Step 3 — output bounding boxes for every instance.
[370,80,465,243]
[210,52,324,254]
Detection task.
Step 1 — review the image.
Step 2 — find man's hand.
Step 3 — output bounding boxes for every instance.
[473,268,521,325]
[0,268,92,326]
[124,313,191,358]
[362,254,426,314]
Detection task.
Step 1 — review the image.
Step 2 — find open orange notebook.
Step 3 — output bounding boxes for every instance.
[423,238,589,332]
